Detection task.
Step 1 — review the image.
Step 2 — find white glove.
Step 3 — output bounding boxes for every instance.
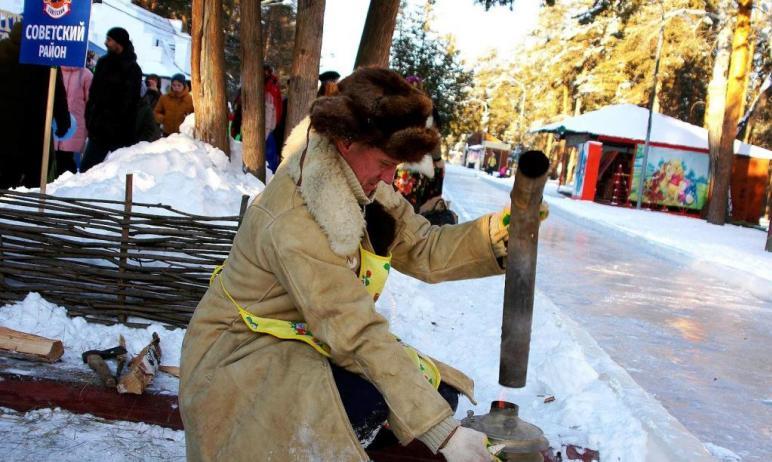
[439,426,498,462]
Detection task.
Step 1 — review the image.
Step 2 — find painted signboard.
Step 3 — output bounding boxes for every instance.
[629,145,709,209]
[19,0,92,67]
[572,141,602,200]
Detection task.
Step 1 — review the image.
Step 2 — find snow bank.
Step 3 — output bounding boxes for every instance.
[0,293,184,374]
[34,115,265,217]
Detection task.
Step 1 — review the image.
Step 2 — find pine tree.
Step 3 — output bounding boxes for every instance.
[390,5,473,138]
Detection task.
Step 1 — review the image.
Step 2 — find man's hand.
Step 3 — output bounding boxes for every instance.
[489,202,549,258]
[439,426,498,462]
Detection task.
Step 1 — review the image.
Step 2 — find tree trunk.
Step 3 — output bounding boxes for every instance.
[707,0,753,225]
[241,0,266,182]
[284,0,325,141]
[191,0,230,156]
[354,0,400,68]
[767,160,772,252]
[703,22,732,218]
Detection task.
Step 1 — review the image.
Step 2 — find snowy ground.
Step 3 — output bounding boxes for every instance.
[3,130,765,460]
[445,165,770,462]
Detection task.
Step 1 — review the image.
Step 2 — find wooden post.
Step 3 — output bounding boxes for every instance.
[118,173,133,323]
[237,194,250,229]
[39,67,57,209]
[499,151,550,388]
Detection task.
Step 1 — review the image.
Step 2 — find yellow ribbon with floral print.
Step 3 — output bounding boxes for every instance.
[211,247,441,388]
[358,246,441,389]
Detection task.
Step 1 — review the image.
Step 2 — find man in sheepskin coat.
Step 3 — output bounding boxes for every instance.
[180,68,513,462]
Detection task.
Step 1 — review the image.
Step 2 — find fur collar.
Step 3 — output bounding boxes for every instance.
[277,118,404,257]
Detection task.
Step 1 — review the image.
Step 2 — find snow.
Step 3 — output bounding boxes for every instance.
[479,172,771,299]
[0,130,754,460]
[704,443,742,462]
[16,115,266,217]
[0,407,185,462]
[535,103,772,160]
[0,293,184,378]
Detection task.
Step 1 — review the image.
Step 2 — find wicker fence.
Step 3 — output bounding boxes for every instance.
[0,176,249,328]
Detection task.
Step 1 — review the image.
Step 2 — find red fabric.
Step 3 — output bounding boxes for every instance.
[265,75,282,124]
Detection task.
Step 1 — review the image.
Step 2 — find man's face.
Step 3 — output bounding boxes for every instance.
[146,78,158,90]
[171,81,185,93]
[104,36,123,55]
[336,140,400,196]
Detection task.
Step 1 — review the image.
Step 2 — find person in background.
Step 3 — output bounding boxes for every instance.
[154,73,194,136]
[263,64,282,173]
[317,70,340,97]
[142,74,161,110]
[0,22,70,188]
[136,81,162,143]
[486,155,497,175]
[85,50,97,72]
[393,75,456,225]
[81,27,142,172]
[54,65,93,176]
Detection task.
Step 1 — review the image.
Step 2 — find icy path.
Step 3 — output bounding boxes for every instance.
[443,165,771,462]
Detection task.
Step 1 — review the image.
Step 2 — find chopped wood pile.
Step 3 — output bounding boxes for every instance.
[0,186,249,328]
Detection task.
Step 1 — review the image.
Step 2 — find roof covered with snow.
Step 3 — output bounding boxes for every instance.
[535,103,772,160]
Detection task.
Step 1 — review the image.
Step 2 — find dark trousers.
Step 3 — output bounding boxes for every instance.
[54,150,77,177]
[331,364,459,447]
[81,139,122,173]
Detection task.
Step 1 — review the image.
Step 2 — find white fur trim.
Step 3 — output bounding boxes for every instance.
[396,155,435,179]
[278,118,365,257]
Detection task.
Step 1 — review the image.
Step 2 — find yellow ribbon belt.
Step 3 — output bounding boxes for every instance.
[210,245,440,388]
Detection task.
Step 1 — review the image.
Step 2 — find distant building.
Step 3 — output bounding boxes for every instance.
[0,0,190,82]
[535,104,772,223]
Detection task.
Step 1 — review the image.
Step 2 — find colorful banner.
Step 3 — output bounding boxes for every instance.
[19,0,92,67]
[629,145,709,209]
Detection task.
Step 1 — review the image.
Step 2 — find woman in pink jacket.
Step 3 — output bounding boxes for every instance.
[55,66,93,176]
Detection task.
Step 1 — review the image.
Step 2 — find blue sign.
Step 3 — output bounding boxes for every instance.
[19,0,92,67]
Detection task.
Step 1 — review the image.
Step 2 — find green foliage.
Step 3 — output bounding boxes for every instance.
[390,5,473,137]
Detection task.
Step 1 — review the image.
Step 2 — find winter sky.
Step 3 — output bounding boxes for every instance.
[320,0,541,75]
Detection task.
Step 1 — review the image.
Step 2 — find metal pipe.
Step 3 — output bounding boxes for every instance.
[499,150,550,388]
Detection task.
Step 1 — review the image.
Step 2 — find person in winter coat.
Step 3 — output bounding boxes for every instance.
[142,74,161,111]
[154,73,194,136]
[180,68,517,462]
[135,82,162,143]
[81,27,142,172]
[55,66,93,176]
[0,22,70,189]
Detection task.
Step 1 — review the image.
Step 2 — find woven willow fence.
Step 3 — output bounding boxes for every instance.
[0,178,249,328]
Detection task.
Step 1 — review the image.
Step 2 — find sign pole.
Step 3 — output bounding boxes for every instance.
[39,66,57,198]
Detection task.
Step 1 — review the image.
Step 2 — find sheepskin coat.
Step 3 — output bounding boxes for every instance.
[179,118,504,461]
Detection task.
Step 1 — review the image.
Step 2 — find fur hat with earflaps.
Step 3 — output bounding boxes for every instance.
[309,67,439,163]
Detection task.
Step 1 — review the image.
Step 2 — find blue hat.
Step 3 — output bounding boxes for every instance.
[171,73,186,84]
